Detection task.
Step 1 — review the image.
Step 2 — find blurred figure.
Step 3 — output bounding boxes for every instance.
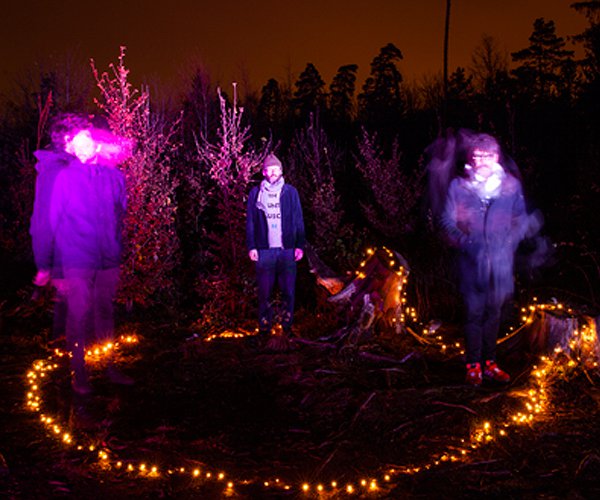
[246,153,305,340]
[31,115,132,394]
[31,114,92,343]
[437,132,539,386]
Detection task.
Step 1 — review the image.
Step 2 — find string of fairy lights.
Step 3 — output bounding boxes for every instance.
[24,248,599,496]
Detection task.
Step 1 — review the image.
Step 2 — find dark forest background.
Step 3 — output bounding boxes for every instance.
[1,5,599,331]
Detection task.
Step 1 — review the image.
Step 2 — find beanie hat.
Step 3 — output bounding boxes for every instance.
[263,153,282,170]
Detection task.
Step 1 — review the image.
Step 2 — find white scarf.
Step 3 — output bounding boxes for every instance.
[465,162,505,200]
[256,177,285,212]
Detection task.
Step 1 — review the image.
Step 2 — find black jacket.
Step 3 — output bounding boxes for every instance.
[441,173,529,303]
[246,184,305,250]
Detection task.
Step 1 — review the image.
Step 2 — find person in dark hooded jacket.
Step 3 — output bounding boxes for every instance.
[440,133,533,386]
[30,148,72,340]
[31,117,131,394]
[30,115,93,342]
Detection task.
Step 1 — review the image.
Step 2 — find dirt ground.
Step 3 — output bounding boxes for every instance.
[2,306,600,499]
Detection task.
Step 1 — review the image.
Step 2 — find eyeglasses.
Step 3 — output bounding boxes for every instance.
[472,152,496,160]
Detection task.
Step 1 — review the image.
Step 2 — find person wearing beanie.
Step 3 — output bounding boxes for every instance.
[246,153,305,339]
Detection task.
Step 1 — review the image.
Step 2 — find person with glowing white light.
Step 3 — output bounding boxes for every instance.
[440,133,534,386]
[31,115,93,343]
[32,116,131,394]
[246,153,305,341]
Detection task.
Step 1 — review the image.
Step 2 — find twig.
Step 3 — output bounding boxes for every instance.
[405,326,434,345]
[349,392,377,428]
[358,350,416,365]
[581,365,596,386]
[453,459,501,470]
[392,411,446,433]
[431,400,478,415]
[294,338,337,349]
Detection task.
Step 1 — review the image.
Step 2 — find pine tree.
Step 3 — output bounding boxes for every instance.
[179,66,216,280]
[329,64,358,126]
[571,1,600,85]
[358,43,404,135]
[446,67,477,127]
[511,18,575,100]
[293,63,326,122]
[257,78,284,132]
[181,66,215,148]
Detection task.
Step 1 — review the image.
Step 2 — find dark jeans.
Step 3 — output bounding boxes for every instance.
[256,248,297,332]
[462,278,503,365]
[63,267,120,373]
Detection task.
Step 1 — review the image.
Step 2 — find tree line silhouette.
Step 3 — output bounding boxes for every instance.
[1,5,599,326]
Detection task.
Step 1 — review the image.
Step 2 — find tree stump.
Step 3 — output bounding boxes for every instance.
[307,246,410,345]
[499,306,600,362]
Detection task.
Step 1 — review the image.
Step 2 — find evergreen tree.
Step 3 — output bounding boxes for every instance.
[329,64,358,126]
[358,43,404,135]
[293,63,326,122]
[181,66,215,147]
[257,78,284,132]
[569,1,600,252]
[571,2,600,91]
[511,18,575,100]
[446,67,477,127]
[448,68,474,100]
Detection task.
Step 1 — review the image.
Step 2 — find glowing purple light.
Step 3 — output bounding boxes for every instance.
[91,128,134,166]
[65,130,99,164]
[64,128,133,166]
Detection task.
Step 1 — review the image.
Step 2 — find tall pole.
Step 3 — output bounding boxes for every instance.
[442,0,451,130]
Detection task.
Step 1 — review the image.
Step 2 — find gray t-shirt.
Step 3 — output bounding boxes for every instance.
[264,191,282,248]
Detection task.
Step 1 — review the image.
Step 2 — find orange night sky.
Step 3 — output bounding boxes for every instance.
[0,0,588,97]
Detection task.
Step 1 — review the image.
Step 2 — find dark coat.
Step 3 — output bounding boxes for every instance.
[441,173,529,303]
[30,150,73,276]
[246,183,305,251]
[46,157,126,270]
